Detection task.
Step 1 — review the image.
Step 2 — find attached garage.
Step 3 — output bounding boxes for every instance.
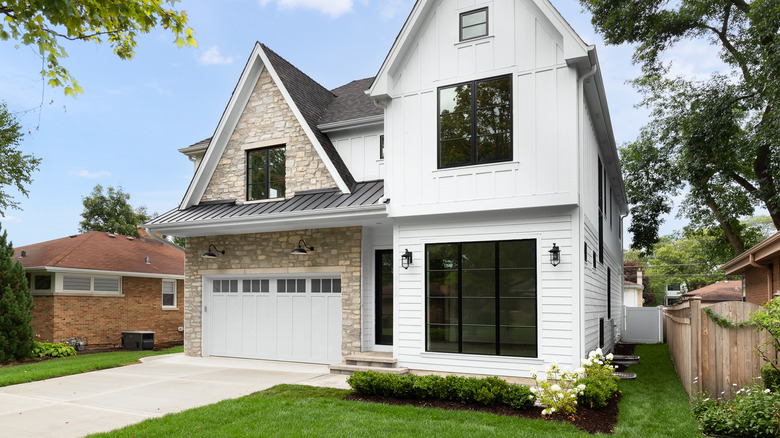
[203,275,343,364]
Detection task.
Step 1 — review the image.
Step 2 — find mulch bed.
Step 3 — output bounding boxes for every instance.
[344,392,621,435]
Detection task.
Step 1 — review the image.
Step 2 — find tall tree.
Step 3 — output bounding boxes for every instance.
[579,0,780,255]
[0,224,34,363]
[79,185,150,236]
[0,103,40,216]
[0,0,196,96]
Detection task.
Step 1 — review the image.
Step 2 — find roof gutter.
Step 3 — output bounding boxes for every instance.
[318,115,384,133]
[23,266,184,280]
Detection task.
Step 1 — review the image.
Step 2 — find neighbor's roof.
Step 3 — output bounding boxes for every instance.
[13,231,184,276]
[723,230,780,274]
[150,180,384,226]
[682,281,742,302]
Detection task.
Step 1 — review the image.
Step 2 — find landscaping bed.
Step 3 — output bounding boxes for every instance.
[345,391,620,434]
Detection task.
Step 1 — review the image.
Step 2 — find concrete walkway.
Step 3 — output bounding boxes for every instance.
[0,353,350,437]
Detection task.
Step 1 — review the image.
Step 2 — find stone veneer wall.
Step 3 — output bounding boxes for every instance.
[200,68,337,202]
[184,226,361,358]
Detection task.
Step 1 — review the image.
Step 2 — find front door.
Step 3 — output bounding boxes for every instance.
[375,250,393,345]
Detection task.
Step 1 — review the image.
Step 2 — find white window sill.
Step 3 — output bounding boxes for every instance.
[33,291,125,298]
[432,160,519,177]
[162,306,179,311]
[455,34,493,47]
[241,197,285,205]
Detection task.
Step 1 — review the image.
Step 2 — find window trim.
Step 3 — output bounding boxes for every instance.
[162,279,177,309]
[459,7,489,42]
[437,74,513,169]
[425,239,538,358]
[59,274,122,295]
[246,145,286,201]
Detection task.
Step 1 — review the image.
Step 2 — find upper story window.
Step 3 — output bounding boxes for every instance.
[438,75,512,168]
[460,7,488,41]
[247,146,285,201]
[62,274,120,293]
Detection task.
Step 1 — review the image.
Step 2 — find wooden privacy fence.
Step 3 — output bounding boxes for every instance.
[664,298,776,399]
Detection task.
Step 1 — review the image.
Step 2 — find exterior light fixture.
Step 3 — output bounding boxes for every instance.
[291,239,314,255]
[401,249,413,269]
[202,244,225,259]
[549,243,561,267]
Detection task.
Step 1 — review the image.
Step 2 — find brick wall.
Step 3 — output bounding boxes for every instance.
[200,68,337,203]
[744,256,780,305]
[184,226,361,358]
[31,278,184,348]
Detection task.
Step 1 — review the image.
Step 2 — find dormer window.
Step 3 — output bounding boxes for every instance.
[247,146,286,200]
[460,8,488,41]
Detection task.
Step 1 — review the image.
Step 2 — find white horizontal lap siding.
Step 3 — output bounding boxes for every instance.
[394,211,577,377]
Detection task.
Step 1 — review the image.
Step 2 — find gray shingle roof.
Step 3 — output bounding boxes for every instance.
[318,77,382,126]
[261,44,357,189]
[149,180,384,225]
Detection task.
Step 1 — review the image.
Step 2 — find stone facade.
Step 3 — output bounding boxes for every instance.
[31,278,185,348]
[200,68,337,203]
[184,226,362,358]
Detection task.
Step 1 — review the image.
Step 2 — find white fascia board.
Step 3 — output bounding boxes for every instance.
[535,0,591,58]
[369,0,430,99]
[582,47,629,216]
[147,204,388,237]
[180,43,267,209]
[255,47,351,194]
[317,115,384,133]
[27,266,183,280]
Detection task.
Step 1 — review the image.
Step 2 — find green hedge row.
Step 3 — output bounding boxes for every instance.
[347,371,535,410]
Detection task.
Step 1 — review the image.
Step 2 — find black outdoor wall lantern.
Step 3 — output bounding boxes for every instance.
[549,243,561,267]
[291,239,315,255]
[401,249,413,269]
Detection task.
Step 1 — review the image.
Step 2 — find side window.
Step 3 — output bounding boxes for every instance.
[438,75,512,168]
[379,135,385,160]
[247,146,286,201]
[162,280,177,308]
[598,158,604,264]
[460,8,488,41]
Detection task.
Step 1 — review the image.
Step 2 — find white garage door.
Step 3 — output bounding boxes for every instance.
[204,276,342,364]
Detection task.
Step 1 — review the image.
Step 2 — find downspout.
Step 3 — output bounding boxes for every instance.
[577,56,599,362]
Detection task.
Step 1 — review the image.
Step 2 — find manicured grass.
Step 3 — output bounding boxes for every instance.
[89,344,702,438]
[0,346,183,387]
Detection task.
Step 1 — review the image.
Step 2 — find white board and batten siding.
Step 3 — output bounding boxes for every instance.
[382,0,586,218]
[394,210,582,376]
[360,226,393,351]
[329,126,385,183]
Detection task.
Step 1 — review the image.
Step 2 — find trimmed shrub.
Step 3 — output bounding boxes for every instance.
[762,364,780,392]
[31,342,77,358]
[692,385,780,438]
[576,373,618,409]
[347,371,535,410]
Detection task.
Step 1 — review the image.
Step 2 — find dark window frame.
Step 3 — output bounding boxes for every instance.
[246,145,286,201]
[425,239,537,358]
[459,7,489,41]
[437,74,513,169]
[598,158,604,264]
[379,135,385,160]
[607,267,612,319]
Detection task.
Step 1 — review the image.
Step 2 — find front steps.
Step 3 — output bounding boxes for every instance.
[329,352,409,375]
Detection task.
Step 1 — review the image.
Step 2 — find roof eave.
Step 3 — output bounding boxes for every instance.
[318,114,384,133]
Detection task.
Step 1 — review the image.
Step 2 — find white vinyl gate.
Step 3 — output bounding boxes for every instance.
[622,305,664,343]
[204,276,342,364]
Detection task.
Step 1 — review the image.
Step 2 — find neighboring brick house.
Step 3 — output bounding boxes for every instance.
[680,281,743,303]
[13,231,185,349]
[723,231,780,305]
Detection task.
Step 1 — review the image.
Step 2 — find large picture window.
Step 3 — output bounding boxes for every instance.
[438,75,512,168]
[247,146,285,201]
[426,239,536,357]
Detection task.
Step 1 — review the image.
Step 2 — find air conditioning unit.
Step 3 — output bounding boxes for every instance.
[121,331,155,351]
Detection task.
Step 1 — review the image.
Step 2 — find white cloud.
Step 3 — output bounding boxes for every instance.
[259,0,354,18]
[198,46,235,66]
[71,170,111,179]
[0,215,22,224]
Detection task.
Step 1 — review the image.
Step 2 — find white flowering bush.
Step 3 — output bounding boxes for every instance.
[692,384,780,438]
[530,362,585,416]
[575,348,620,409]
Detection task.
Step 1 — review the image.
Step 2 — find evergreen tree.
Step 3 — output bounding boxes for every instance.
[0,224,34,363]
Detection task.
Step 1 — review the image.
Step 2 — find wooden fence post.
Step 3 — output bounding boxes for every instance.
[690,297,702,395]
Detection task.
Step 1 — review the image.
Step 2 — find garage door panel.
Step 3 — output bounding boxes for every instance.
[207,276,343,364]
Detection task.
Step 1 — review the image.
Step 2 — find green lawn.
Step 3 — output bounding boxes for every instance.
[0,345,183,387]
[88,344,701,437]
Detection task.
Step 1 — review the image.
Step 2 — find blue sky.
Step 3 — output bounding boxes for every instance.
[0,0,716,247]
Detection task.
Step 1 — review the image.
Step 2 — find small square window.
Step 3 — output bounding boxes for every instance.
[34,275,52,291]
[460,8,488,41]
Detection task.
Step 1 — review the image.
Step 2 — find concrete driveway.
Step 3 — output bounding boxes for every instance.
[0,353,349,437]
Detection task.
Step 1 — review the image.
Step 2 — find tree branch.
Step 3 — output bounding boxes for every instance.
[728,0,751,14]
[728,171,759,194]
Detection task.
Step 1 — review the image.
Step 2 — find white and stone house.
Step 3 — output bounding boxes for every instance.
[147,0,627,378]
